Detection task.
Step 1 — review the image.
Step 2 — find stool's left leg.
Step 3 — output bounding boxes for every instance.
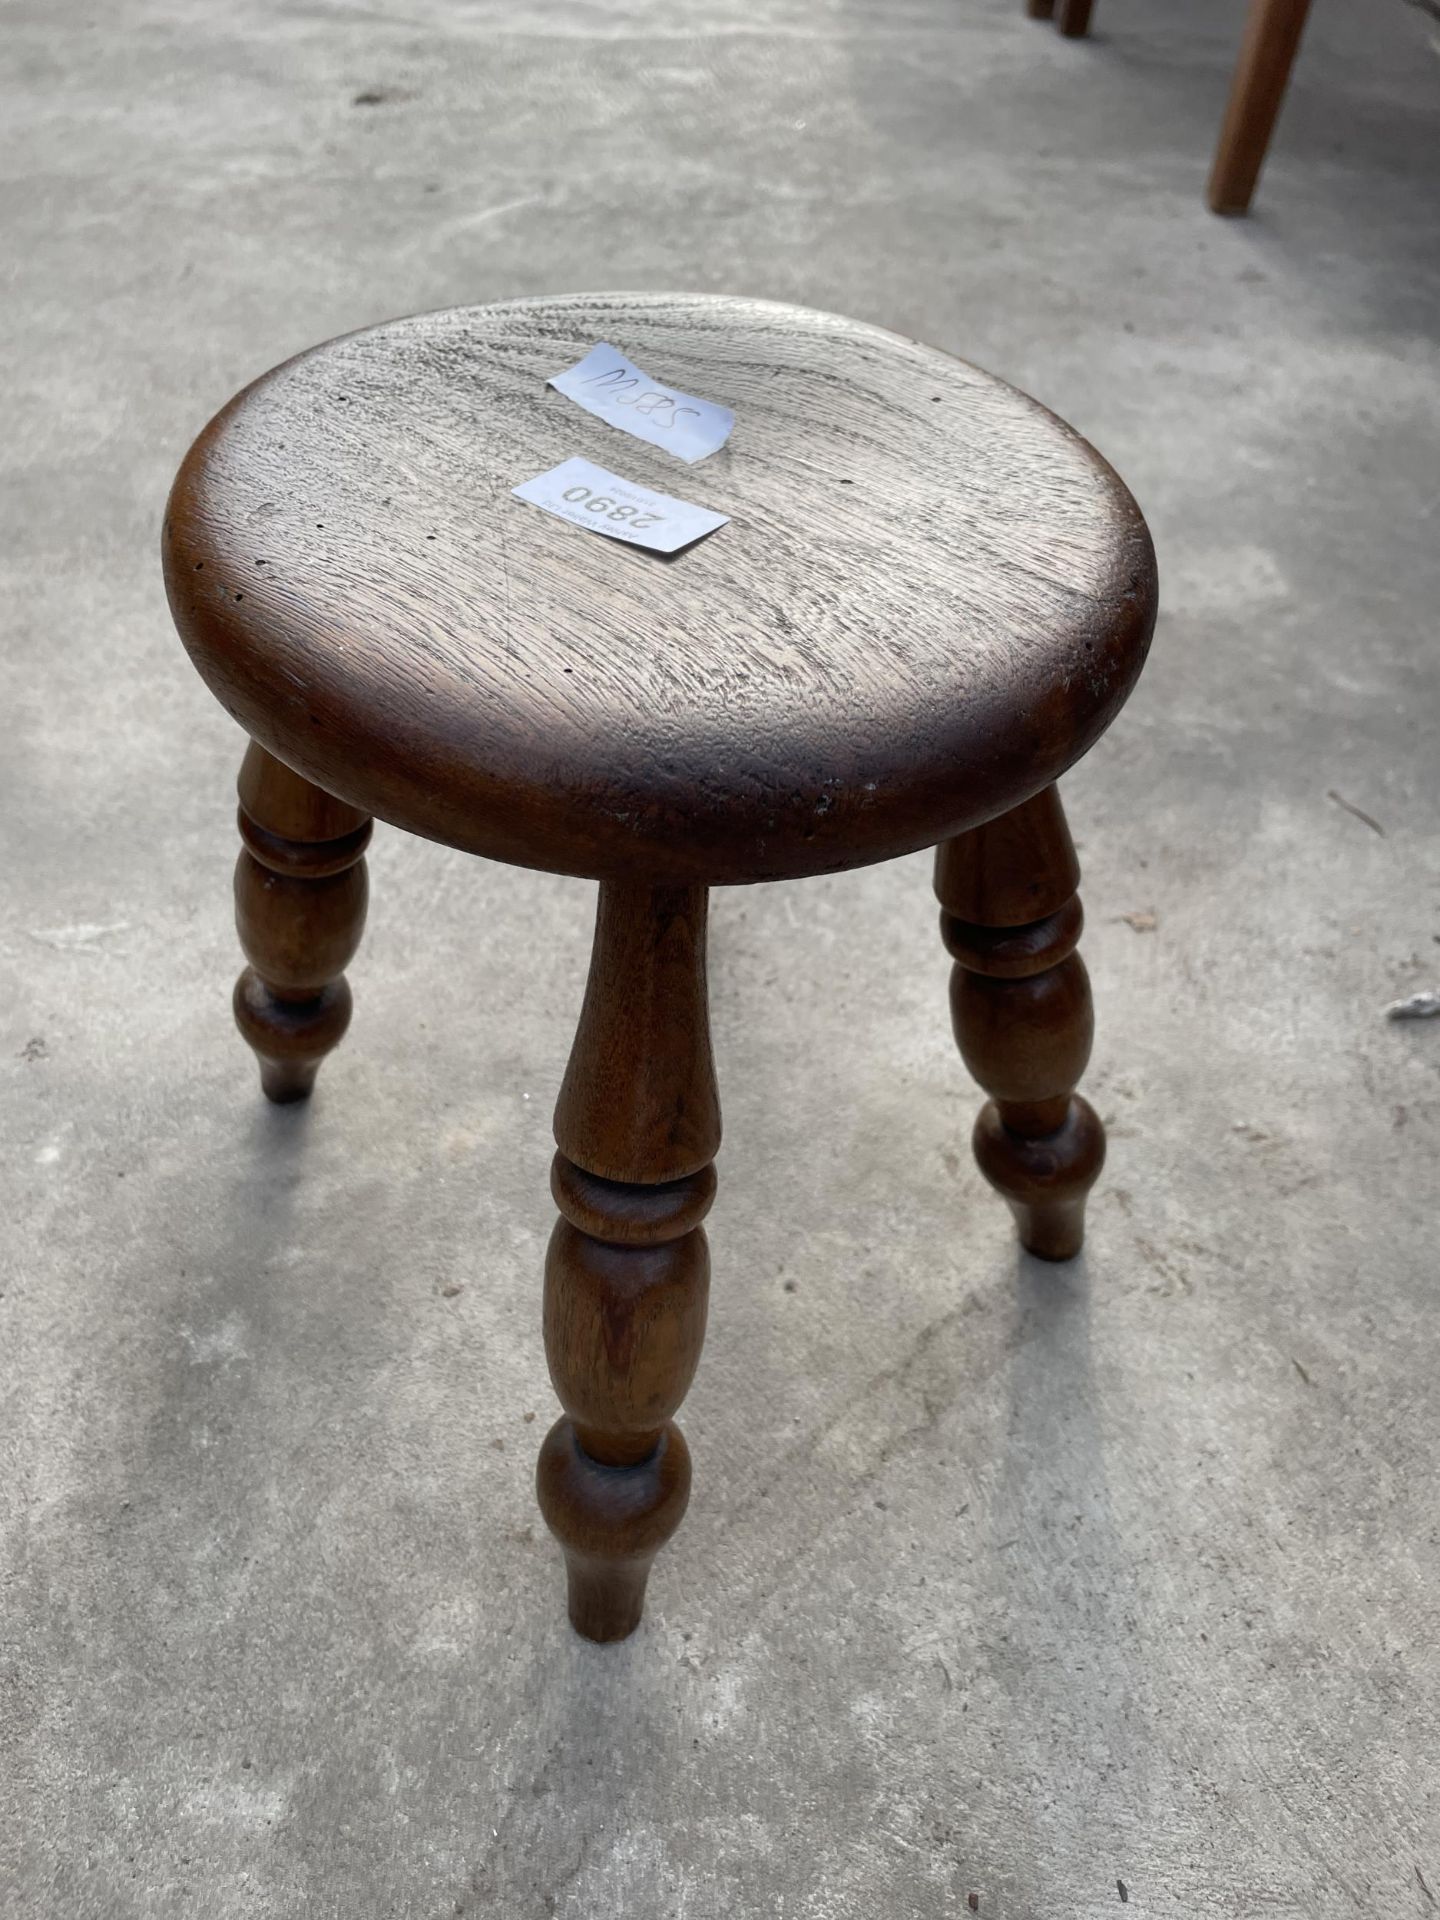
[536,881,720,1642]
[935,785,1104,1260]
[232,742,371,1103]
[1057,0,1094,36]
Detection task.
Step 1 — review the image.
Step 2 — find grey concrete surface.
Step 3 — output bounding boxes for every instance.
[3,1,1438,1913]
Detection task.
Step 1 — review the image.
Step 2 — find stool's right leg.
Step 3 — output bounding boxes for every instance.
[935,785,1104,1261]
[232,742,371,1103]
[1057,0,1093,35]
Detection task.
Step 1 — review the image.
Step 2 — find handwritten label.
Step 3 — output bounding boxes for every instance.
[511,457,729,554]
[547,343,734,464]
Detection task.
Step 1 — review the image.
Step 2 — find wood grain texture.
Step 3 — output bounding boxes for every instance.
[163,294,1156,886]
[536,883,718,1640]
[232,742,370,1101]
[936,786,1104,1260]
[1208,0,1313,216]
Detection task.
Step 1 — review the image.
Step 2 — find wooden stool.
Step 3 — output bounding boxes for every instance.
[163,294,1157,1641]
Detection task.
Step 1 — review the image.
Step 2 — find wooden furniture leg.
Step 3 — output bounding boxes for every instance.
[1027,0,1057,19]
[1057,0,1093,36]
[1207,0,1313,215]
[536,882,721,1641]
[935,786,1104,1261]
[232,741,371,1103]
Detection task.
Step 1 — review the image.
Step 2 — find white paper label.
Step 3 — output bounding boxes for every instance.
[511,457,729,554]
[547,343,734,464]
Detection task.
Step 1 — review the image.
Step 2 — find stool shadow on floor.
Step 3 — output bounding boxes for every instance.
[141,1091,324,1499]
[987,1246,1159,1877]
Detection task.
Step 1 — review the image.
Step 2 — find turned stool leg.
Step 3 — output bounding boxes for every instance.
[232,742,371,1103]
[535,881,720,1641]
[935,786,1104,1261]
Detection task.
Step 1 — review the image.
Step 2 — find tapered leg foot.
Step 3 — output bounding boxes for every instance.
[232,742,371,1102]
[936,786,1105,1260]
[537,1419,692,1641]
[973,1092,1104,1260]
[233,970,353,1102]
[537,883,720,1640]
[1207,0,1313,216]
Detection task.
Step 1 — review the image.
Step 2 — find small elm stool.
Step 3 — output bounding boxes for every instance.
[163,294,1157,1641]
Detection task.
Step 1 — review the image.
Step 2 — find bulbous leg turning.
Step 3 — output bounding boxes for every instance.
[537,1419,693,1642]
[537,883,720,1640]
[231,742,371,1102]
[935,786,1105,1260]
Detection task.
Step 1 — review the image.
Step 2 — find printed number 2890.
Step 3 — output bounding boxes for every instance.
[562,484,661,530]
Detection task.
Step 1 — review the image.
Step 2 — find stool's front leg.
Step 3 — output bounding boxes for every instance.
[935,785,1104,1260]
[232,741,371,1102]
[536,881,720,1641]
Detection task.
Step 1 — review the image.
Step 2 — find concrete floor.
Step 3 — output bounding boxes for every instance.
[4,0,1438,1913]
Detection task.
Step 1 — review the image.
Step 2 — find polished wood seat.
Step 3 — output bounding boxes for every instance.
[163,294,1157,1642]
[165,294,1153,885]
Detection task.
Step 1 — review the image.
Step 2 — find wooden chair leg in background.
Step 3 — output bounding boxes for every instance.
[1208,0,1313,215]
[935,786,1105,1261]
[536,881,720,1641]
[1056,0,1094,38]
[232,742,371,1102]
[1027,0,1057,19]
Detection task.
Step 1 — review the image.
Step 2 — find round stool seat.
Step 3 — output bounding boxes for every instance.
[163,293,1156,885]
